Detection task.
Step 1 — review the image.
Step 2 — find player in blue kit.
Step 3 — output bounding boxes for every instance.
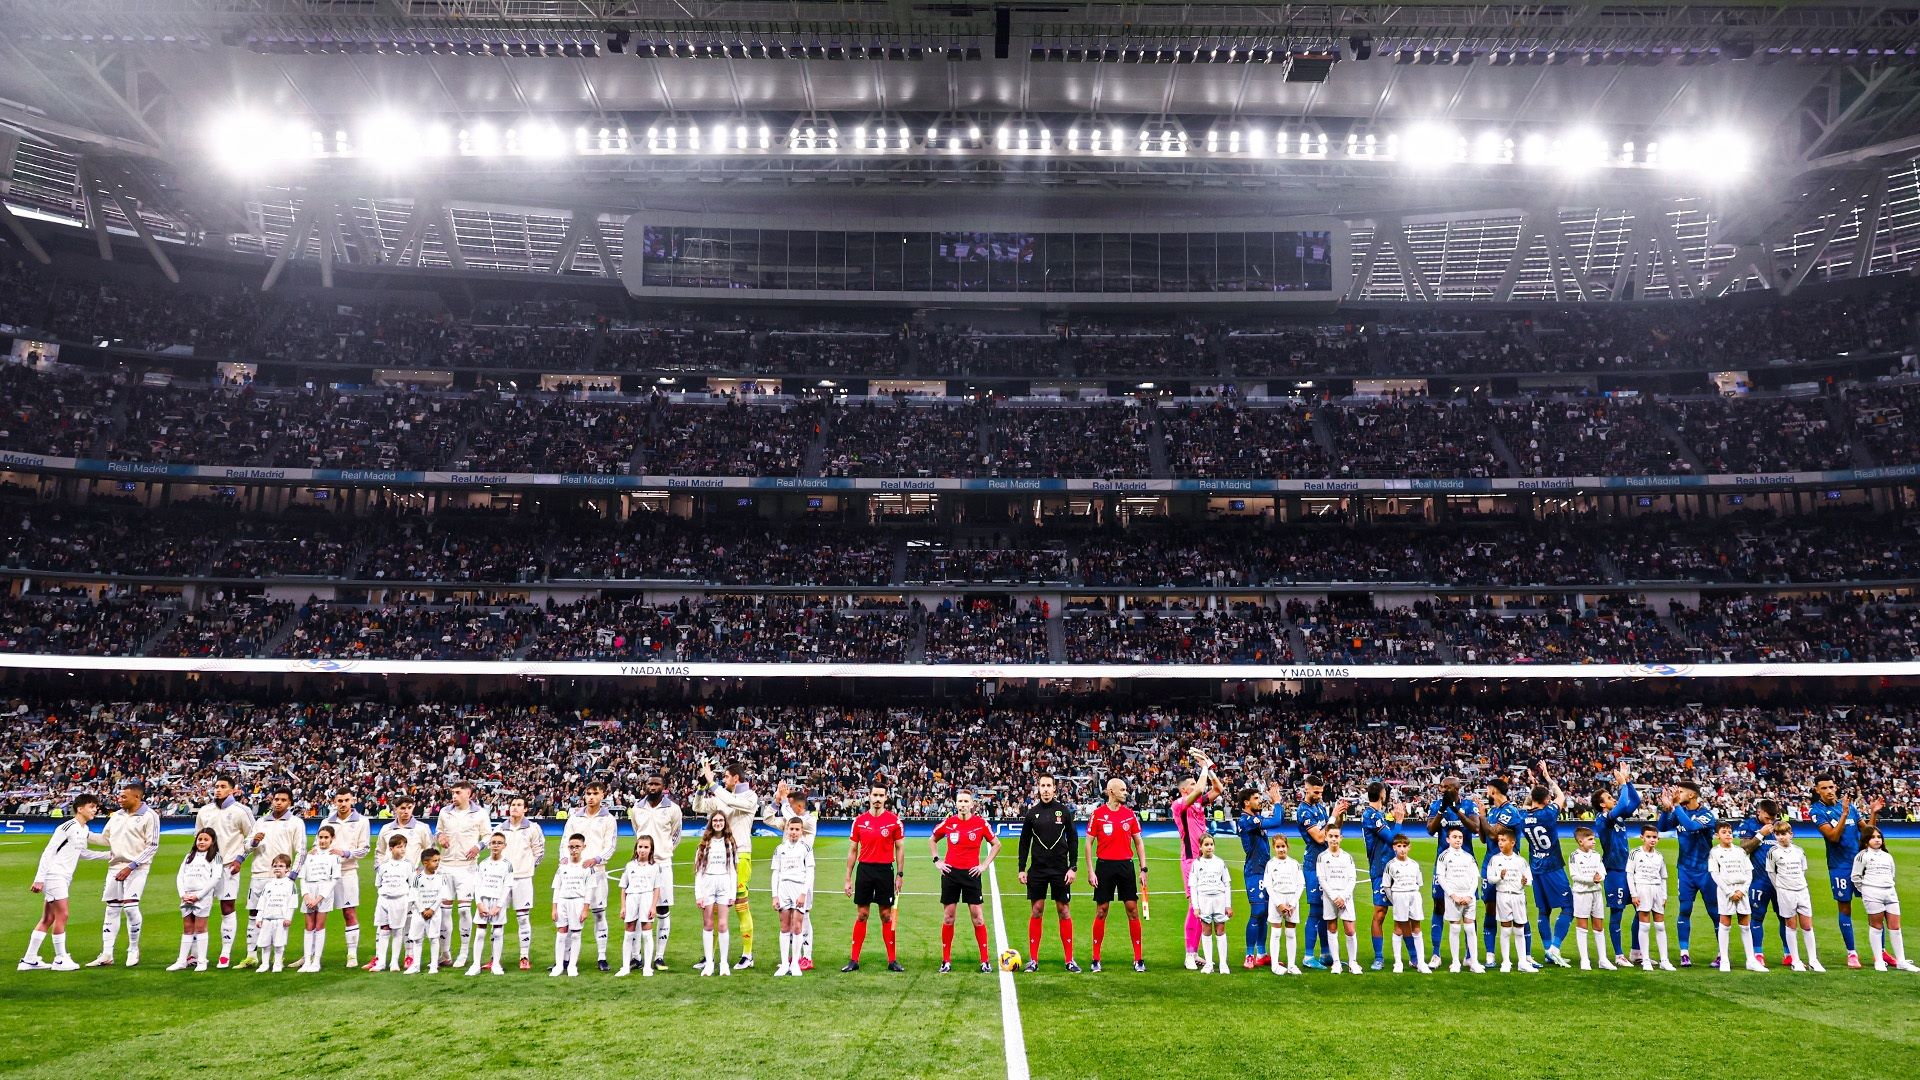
[1735,800,1794,966]
[1479,778,1530,965]
[1521,766,1574,967]
[1590,762,1640,964]
[1655,781,1720,967]
[1295,777,1349,970]
[1808,775,1882,969]
[1422,777,1479,959]
[1234,782,1286,969]
[1361,782,1405,971]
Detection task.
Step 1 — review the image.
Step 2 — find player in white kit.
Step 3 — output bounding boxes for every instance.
[1186,836,1234,975]
[616,836,667,977]
[1378,835,1433,973]
[376,796,434,872]
[193,774,255,969]
[551,834,593,977]
[469,832,518,976]
[1709,822,1767,972]
[1485,828,1537,973]
[254,855,298,972]
[318,792,372,968]
[20,793,107,971]
[435,780,493,969]
[1434,826,1485,973]
[1261,834,1306,975]
[628,775,683,971]
[370,834,417,973]
[1316,827,1361,974]
[1852,826,1918,972]
[1628,824,1675,970]
[499,795,545,970]
[1567,826,1615,970]
[769,817,816,977]
[567,781,620,972]
[92,783,161,968]
[242,786,305,969]
[169,828,224,971]
[1765,822,1824,971]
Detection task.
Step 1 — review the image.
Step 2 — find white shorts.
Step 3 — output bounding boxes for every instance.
[695,874,736,908]
[622,891,659,923]
[1573,891,1605,920]
[1193,895,1231,924]
[1442,895,1477,922]
[38,876,72,903]
[1774,888,1814,920]
[1634,890,1667,915]
[301,890,335,915]
[331,868,360,909]
[1388,892,1424,922]
[1321,894,1356,922]
[1861,886,1901,917]
[654,860,674,906]
[474,895,511,925]
[553,901,587,931]
[375,897,413,929]
[409,910,442,940]
[586,868,609,912]
[246,873,268,910]
[1716,886,1752,916]
[443,865,476,902]
[215,866,242,903]
[1494,892,1526,924]
[180,893,215,919]
[102,865,151,904]
[258,921,289,948]
[772,884,811,913]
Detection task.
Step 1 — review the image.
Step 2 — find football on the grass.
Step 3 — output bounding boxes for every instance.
[998,949,1021,971]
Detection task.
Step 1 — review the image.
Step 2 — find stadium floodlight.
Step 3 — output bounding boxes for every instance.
[470,122,503,157]
[208,110,291,174]
[1400,123,1458,167]
[1518,131,1550,166]
[1555,127,1610,172]
[355,113,418,170]
[1472,129,1508,164]
[1659,129,1751,180]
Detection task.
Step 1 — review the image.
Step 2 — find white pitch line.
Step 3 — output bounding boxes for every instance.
[984,861,1031,1080]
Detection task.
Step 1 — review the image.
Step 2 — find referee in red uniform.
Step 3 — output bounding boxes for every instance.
[1086,777,1149,972]
[843,783,907,972]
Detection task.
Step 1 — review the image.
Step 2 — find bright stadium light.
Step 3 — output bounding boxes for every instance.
[356,112,422,170]
[520,122,567,158]
[207,111,277,174]
[1661,129,1752,180]
[1556,127,1610,172]
[1401,123,1458,167]
[1472,129,1508,164]
[1518,131,1551,166]
[470,122,502,157]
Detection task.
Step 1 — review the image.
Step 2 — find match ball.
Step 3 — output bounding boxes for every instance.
[998,948,1022,971]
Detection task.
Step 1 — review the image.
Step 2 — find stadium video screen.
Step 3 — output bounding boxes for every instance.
[633,225,1337,295]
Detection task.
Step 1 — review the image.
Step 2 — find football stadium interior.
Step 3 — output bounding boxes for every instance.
[1,1,1919,1077]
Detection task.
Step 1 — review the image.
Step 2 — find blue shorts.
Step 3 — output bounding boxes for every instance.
[1748,878,1775,915]
[1676,868,1720,918]
[1604,870,1631,910]
[1532,869,1573,911]
[1244,874,1269,917]
[1371,879,1390,908]
[1303,870,1322,908]
[1828,871,1856,903]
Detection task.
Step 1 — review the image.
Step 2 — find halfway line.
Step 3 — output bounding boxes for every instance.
[984,861,1031,1080]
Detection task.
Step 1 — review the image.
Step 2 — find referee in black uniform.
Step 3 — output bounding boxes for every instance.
[1017,774,1082,973]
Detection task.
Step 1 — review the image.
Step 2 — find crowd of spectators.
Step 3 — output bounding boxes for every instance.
[3,697,1915,823]
[1329,399,1507,478]
[922,598,1050,662]
[1161,402,1330,478]
[1065,603,1294,663]
[640,401,817,476]
[821,402,987,477]
[987,406,1152,478]
[1225,325,1369,377]
[1666,395,1853,474]
[0,363,110,458]
[1496,397,1690,477]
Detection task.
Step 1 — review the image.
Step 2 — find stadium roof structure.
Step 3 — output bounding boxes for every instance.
[3,0,1920,298]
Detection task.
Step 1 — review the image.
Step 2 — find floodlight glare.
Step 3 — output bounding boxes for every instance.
[1401,123,1458,167]
[207,111,277,174]
[1556,127,1609,172]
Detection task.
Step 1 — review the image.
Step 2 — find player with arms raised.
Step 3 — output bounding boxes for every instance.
[1590,762,1640,965]
[1170,750,1223,971]
[1809,774,1880,969]
[1655,781,1720,967]
[1235,781,1286,970]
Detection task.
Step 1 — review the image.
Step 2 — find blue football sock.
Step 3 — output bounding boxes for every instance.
[1371,934,1383,962]
[1608,908,1625,955]
[1838,911,1856,953]
[1552,910,1572,950]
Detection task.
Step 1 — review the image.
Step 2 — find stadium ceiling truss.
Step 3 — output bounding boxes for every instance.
[4,2,1920,300]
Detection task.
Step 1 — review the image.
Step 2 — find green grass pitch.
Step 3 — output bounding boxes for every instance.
[1,835,1916,1079]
